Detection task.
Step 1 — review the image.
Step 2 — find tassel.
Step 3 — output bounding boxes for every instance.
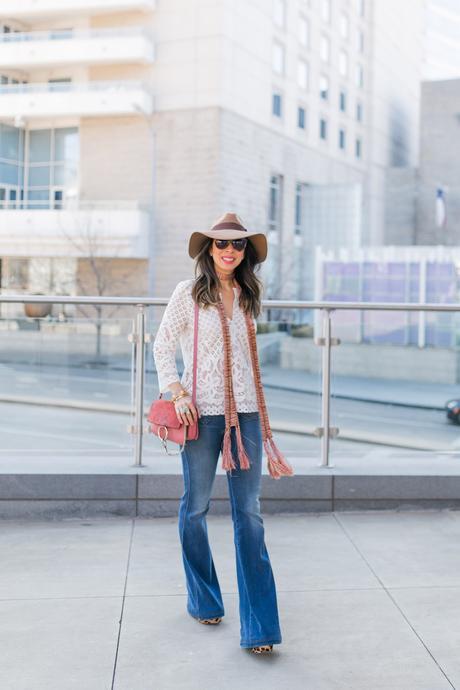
[264,437,294,480]
[235,426,251,470]
[221,427,237,471]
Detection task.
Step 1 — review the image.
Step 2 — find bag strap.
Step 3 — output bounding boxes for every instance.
[192,301,199,405]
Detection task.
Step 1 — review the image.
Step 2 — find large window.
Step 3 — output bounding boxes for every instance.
[321,0,331,23]
[27,127,79,209]
[319,118,328,140]
[269,174,283,233]
[274,0,286,28]
[1,125,78,209]
[320,35,330,62]
[340,12,349,39]
[299,16,309,47]
[298,59,309,90]
[339,50,348,77]
[272,93,282,117]
[298,106,306,130]
[319,74,329,100]
[0,123,24,208]
[273,41,285,74]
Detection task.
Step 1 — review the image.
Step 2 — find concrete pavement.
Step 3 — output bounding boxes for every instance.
[2,511,460,690]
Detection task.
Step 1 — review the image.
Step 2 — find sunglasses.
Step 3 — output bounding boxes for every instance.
[214,238,248,251]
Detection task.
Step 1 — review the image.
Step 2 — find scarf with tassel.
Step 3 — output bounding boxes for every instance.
[215,299,294,480]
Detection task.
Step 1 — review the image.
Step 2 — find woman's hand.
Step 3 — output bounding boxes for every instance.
[174,395,199,426]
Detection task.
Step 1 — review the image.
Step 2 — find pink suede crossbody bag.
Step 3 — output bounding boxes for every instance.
[148,302,199,455]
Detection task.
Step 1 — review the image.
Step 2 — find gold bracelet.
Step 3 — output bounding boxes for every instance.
[172,389,189,403]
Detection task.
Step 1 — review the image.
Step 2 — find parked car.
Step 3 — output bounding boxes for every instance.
[445,399,460,424]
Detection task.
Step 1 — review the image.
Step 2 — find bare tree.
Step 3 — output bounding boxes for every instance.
[58,207,137,363]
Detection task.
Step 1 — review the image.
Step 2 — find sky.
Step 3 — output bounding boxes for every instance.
[424,0,460,80]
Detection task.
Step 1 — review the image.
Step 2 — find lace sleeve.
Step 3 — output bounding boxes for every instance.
[153,281,190,393]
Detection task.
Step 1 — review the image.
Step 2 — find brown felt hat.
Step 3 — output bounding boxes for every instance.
[188,212,268,263]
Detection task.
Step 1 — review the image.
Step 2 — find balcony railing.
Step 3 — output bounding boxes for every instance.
[2,295,460,469]
[0,0,155,18]
[0,201,151,257]
[0,26,154,68]
[0,79,153,117]
[0,26,150,42]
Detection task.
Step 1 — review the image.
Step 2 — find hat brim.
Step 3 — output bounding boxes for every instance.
[188,230,267,263]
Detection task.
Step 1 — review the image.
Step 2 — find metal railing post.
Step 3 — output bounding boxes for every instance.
[314,308,339,467]
[132,305,146,467]
[320,309,332,467]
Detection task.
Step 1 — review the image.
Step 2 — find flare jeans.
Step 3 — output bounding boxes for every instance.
[178,411,282,648]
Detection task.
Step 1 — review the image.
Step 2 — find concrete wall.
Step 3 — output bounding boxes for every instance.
[415,79,460,245]
[384,167,417,244]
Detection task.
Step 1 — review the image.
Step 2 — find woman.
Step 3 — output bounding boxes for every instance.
[153,211,293,655]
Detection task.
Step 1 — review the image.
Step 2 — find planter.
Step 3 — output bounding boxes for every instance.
[24,302,52,319]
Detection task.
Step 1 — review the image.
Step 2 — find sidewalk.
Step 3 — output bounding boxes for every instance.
[2,511,460,690]
[262,365,459,410]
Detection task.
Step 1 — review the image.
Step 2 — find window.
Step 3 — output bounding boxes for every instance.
[357,0,365,17]
[321,0,331,23]
[356,63,364,88]
[272,93,282,117]
[273,42,285,74]
[297,60,309,90]
[5,258,29,289]
[269,174,283,232]
[295,182,303,234]
[340,12,349,38]
[339,128,346,150]
[356,101,363,122]
[339,50,348,76]
[319,118,328,140]
[274,0,286,28]
[299,16,309,47]
[357,29,364,53]
[320,35,330,62]
[356,137,362,158]
[298,106,306,129]
[339,90,347,112]
[319,74,329,100]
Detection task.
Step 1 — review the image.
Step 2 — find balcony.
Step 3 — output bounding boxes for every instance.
[0,0,155,19]
[0,27,154,70]
[0,201,150,258]
[0,80,153,119]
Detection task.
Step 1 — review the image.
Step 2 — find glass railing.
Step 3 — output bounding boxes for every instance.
[0,80,148,94]
[0,26,150,43]
[1,294,460,469]
[0,199,151,211]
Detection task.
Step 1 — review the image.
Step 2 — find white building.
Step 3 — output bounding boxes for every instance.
[0,0,425,307]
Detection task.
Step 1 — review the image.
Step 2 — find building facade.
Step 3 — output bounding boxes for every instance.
[0,0,425,309]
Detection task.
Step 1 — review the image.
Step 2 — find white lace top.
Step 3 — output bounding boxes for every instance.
[153,279,259,416]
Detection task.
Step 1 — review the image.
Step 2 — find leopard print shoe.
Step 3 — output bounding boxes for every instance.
[250,645,273,654]
[197,617,222,625]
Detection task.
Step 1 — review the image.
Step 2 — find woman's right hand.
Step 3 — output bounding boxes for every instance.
[174,395,199,426]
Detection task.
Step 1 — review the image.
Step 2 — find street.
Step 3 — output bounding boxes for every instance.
[1,363,459,454]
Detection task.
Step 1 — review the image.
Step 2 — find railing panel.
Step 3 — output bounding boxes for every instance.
[328,307,460,468]
[0,309,136,456]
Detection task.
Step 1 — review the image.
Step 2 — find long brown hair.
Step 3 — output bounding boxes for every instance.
[191,238,263,318]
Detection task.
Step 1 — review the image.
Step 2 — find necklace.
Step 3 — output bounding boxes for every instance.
[216,269,235,284]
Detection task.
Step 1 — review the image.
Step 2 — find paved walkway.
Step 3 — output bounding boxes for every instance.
[2,510,460,690]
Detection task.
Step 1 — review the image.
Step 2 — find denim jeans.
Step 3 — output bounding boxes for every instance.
[178,411,282,648]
